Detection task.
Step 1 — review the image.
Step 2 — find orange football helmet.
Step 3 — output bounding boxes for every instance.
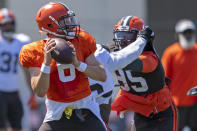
[113,16,144,49]
[36,2,80,39]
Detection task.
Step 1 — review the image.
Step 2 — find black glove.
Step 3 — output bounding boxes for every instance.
[138,26,154,43]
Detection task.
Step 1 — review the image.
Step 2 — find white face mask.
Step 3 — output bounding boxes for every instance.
[178,34,195,49]
[2,31,14,40]
[64,31,75,39]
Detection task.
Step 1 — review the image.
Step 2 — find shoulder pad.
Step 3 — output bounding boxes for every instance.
[14,33,31,43]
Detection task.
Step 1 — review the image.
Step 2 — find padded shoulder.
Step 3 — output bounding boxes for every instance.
[19,40,45,67]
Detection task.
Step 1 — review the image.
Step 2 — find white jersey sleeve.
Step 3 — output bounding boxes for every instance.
[89,44,115,97]
[107,37,146,72]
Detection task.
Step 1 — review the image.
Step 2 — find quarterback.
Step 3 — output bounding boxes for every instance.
[19,2,106,131]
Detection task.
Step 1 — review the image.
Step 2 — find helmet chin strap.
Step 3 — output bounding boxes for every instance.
[179,34,195,49]
[41,27,66,38]
[63,31,75,39]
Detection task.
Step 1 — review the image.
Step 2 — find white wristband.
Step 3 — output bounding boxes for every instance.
[76,62,87,72]
[41,64,51,74]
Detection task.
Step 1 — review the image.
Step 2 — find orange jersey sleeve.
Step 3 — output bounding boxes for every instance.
[123,51,158,73]
[139,51,158,73]
[19,40,45,68]
[80,31,97,59]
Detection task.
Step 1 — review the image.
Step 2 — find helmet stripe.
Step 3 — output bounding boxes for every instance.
[126,16,133,26]
[57,2,70,11]
[121,17,126,26]
[122,16,133,26]
[0,8,13,24]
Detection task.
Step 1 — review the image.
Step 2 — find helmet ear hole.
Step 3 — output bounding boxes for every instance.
[47,24,53,28]
[38,12,42,17]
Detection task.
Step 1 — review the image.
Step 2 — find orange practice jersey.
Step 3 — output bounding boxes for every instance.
[162,43,197,106]
[19,31,96,103]
[111,52,172,117]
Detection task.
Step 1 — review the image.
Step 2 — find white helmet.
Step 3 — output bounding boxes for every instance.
[175,19,196,49]
[175,19,195,33]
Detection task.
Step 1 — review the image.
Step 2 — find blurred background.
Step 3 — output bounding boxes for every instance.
[1,0,197,130]
[1,0,196,56]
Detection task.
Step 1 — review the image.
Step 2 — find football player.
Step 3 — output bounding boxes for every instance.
[0,8,36,131]
[111,16,178,131]
[19,2,108,131]
[89,26,153,125]
[162,19,197,131]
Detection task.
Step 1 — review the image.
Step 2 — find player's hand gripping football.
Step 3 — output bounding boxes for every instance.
[66,41,80,67]
[44,38,56,65]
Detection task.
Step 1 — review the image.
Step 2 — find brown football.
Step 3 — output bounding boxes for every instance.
[51,38,73,64]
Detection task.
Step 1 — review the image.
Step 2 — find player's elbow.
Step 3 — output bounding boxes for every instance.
[99,75,106,82]
[34,91,46,98]
[33,87,46,98]
[98,67,107,82]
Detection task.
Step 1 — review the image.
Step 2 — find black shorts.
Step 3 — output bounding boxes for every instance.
[178,103,197,131]
[99,97,112,123]
[39,109,106,131]
[134,103,178,131]
[0,91,23,129]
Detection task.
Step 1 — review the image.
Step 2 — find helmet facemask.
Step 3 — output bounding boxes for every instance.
[178,29,196,49]
[58,11,80,39]
[113,30,138,49]
[0,21,15,40]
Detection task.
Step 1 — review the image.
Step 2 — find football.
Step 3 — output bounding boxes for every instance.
[51,38,74,64]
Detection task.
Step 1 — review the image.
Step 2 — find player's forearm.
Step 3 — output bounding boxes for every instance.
[110,37,146,71]
[31,73,50,97]
[84,65,106,82]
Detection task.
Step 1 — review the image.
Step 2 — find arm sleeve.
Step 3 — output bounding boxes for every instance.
[19,45,43,68]
[107,37,147,72]
[161,48,173,78]
[83,33,97,59]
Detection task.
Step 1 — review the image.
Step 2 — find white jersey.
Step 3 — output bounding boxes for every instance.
[89,45,115,104]
[0,34,30,92]
[89,37,146,104]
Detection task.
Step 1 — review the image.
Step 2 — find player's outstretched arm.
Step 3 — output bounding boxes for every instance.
[109,37,146,71]
[108,26,153,71]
